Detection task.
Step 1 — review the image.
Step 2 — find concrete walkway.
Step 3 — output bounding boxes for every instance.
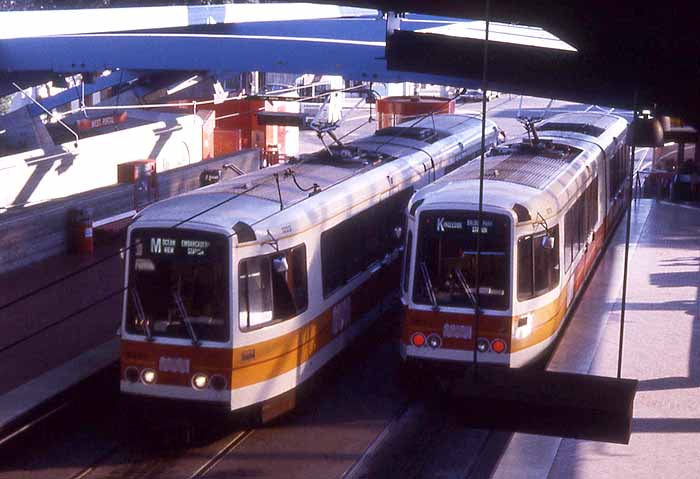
[494,199,700,479]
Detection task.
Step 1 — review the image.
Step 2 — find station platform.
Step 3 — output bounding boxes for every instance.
[494,199,700,479]
[0,235,123,430]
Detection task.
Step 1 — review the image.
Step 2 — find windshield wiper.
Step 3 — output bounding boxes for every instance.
[130,288,154,342]
[419,261,439,310]
[172,290,200,347]
[454,267,479,307]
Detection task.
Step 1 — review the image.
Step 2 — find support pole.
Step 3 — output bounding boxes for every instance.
[473,0,491,382]
[617,95,638,379]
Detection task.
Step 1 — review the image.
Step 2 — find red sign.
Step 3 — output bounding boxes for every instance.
[76,111,128,131]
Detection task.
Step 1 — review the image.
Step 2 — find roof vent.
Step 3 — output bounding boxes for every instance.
[513,203,531,222]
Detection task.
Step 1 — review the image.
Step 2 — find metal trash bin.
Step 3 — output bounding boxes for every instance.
[68,208,94,255]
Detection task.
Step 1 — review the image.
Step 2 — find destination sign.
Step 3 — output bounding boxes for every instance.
[436,216,494,234]
[140,236,211,256]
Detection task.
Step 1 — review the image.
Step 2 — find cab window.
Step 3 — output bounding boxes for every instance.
[518,225,560,301]
[239,245,308,330]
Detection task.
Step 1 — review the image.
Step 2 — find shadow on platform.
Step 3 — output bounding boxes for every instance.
[445,367,637,445]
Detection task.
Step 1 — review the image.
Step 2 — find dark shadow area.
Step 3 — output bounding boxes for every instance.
[636,376,698,392]
[54,151,75,175]
[446,368,637,445]
[148,119,180,160]
[633,418,700,434]
[648,270,700,289]
[609,300,698,315]
[10,149,76,207]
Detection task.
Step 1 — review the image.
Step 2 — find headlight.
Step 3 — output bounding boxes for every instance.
[427,334,442,349]
[192,373,209,390]
[141,368,157,384]
[210,374,227,391]
[125,367,139,383]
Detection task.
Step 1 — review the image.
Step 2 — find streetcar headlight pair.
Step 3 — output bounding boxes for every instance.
[192,373,227,391]
[124,368,227,391]
[125,367,157,385]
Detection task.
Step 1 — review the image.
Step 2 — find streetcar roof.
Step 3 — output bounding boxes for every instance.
[132,114,497,242]
[411,112,628,222]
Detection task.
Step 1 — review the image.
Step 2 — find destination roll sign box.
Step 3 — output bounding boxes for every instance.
[148,237,211,256]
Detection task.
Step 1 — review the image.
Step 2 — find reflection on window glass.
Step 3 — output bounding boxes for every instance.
[239,245,307,330]
[239,257,273,328]
[321,189,412,298]
[413,212,510,311]
[403,231,413,293]
[564,177,597,272]
[518,225,559,301]
[126,229,229,342]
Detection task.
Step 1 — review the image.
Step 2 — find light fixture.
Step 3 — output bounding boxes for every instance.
[192,373,209,390]
[141,369,157,384]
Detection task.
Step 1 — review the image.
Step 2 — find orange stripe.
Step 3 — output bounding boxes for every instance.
[402,198,628,358]
[121,261,400,390]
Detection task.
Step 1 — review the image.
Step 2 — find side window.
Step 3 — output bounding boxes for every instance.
[565,176,598,273]
[238,257,273,329]
[517,225,559,301]
[517,235,534,300]
[564,209,572,272]
[609,146,627,197]
[402,230,413,293]
[321,189,412,298]
[239,245,307,330]
[321,222,350,297]
[588,177,599,233]
[534,225,559,296]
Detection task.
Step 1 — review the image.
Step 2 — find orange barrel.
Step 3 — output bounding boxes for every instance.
[376,96,455,129]
[68,208,94,255]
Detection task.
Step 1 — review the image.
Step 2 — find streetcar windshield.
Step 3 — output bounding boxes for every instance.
[413,211,510,310]
[125,229,229,342]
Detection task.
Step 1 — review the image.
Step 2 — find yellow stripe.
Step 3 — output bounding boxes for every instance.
[230,309,334,388]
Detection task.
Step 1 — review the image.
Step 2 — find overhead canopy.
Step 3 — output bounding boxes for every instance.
[310,0,700,127]
[1,1,697,127]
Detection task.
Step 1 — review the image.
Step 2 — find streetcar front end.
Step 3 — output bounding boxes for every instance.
[400,205,515,369]
[120,225,234,407]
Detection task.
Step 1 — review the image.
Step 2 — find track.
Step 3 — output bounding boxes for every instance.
[65,426,253,479]
[0,300,510,479]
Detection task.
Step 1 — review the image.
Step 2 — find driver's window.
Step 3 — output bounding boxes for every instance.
[517,225,559,301]
[239,245,308,331]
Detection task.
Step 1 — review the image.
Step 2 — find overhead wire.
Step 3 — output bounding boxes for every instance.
[0,83,368,314]
[1,75,493,349]
[0,178,270,354]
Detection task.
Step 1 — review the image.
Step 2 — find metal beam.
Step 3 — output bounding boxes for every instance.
[386,30,700,127]
[0,3,377,39]
[24,70,139,117]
